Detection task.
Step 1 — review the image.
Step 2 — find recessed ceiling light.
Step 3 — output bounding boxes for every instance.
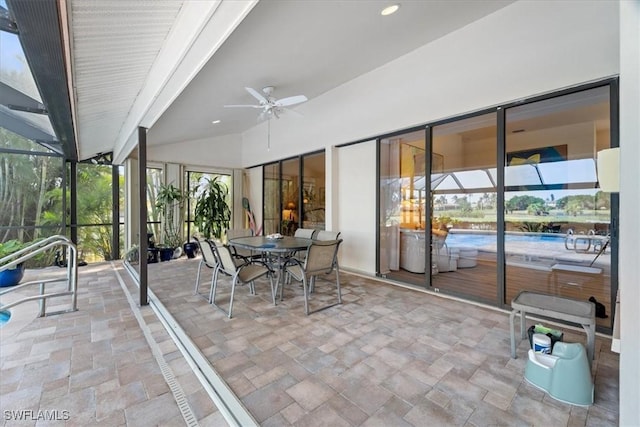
[381,4,400,16]
[212,120,221,124]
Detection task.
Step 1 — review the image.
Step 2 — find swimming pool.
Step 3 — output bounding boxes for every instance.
[0,310,11,327]
[446,232,565,247]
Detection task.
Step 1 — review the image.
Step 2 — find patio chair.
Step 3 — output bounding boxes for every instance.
[194,237,247,299]
[193,236,220,299]
[287,228,319,264]
[226,228,258,263]
[210,241,275,318]
[282,239,343,315]
[314,230,341,241]
[294,228,318,239]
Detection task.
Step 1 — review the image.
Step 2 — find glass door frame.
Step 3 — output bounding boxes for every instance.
[376,77,618,333]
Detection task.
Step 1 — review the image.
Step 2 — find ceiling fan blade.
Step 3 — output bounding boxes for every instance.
[223,104,262,108]
[245,87,268,104]
[275,95,307,107]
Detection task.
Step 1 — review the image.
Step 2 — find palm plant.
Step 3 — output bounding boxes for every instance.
[193,176,231,239]
[155,183,185,249]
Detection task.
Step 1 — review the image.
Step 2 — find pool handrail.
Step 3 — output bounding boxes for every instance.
[0,235,78,317]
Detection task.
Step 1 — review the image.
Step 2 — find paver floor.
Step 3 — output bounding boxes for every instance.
[1,258,619,426]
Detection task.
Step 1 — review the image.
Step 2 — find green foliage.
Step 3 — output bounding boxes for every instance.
[432,215,459,230]
[0,239,47,268]
[505,195,546,213]
[1,128,65,245]
[527,202,548,216]
[0,239,28,258]
[516,222,546,232]
[193,177,231,239]
[554,193,609,217]
[155,183,185,248]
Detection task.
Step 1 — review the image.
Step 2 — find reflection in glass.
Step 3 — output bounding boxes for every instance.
[504,85,613,329]
[263,163,280,236]
[302,152,325,230]
[378,131,426,284]
[281,158,300,236]
[431,112,498,304]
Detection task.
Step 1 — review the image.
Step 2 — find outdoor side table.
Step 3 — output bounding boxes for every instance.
[509,291,596,363]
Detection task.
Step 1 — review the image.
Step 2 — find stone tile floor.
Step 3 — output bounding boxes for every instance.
[1,258,619,426]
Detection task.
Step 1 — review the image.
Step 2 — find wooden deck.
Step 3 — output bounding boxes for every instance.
[387,254,612,330]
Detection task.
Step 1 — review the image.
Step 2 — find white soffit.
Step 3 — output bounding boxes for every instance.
[70,0,184,160]
[69,0,257,162]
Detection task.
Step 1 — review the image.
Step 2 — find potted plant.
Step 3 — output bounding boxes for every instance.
[0,240,28,287]
[182,239,198,259]
[193,176,231,240]
[155,183,185,260]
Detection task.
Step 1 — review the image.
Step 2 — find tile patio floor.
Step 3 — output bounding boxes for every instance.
[0,257,619,426]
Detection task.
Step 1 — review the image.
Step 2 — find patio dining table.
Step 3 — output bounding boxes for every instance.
[228,236,312,295]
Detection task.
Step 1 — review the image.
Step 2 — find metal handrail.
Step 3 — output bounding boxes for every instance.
[0,235,78,316]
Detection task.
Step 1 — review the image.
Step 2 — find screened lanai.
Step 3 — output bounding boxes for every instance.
[1,1,639,425]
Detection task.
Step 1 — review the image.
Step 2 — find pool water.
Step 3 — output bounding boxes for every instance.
[446,232,564,247]
[0,310,11,327]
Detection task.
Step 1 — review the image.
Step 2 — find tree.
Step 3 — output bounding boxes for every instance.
[1,128,64,244]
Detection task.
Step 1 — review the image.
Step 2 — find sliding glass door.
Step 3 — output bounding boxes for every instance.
[262,151,326,236]
[504,85,614,329]
[430,113,498,304]
[379,130,426,285]
[376,81,617,332]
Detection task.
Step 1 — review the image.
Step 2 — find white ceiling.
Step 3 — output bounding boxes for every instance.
[67,0,515,161]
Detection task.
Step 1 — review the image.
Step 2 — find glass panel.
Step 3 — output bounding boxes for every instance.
[1,28,56,147]
[0,29,40,100]
[185,171,232,238]
[378,130,425,285]
[504,85,613,329]
[146,168,163,246]
[281,158,300,236]
[76,225,114,262]
[263,163,280,235]
[431,112,498,304]
[0,129,64,239]
[302,152,325,230]
[75,163,115,262]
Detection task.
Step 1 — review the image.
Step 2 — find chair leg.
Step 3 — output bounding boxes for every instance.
[194,260,203,294]
[209,266,220,304]
[279,275,285,301]
[269,273,276,305]
[335,268,342,304]
[228,277,239,319]
[302,275,310,315]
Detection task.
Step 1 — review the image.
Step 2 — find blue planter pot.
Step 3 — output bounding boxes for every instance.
[159,248,174,262]
[183,242,198,259]
[0,264,25,287]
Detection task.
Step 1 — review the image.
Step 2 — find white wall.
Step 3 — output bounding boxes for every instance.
[240,1,619,166]
[238,0,619,275]
[619,1,640,425]
[336,141,377,274]
[147,133,243,168]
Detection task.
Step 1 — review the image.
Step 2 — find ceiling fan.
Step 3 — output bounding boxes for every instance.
[224,86,307,122]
